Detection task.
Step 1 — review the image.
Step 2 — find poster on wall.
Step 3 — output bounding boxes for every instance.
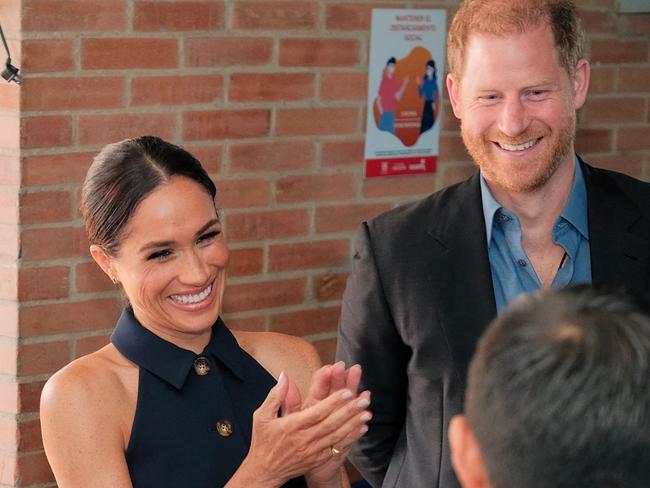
[365,9,447,178]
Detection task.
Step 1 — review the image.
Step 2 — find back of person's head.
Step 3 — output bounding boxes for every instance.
[81,135,216,257]
[447,0,585,78]
[450,286,650,488]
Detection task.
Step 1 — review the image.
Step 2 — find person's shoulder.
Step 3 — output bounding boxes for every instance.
[40,344,135,415]
[233,330,321,382]
[584,162,650,212]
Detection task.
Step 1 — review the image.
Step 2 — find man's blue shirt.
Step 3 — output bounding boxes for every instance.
[480,158,592,312]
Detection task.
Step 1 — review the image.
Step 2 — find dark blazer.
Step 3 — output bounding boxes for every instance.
[336,159,650,488]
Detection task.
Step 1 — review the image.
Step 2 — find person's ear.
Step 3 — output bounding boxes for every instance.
[89,245,119,285]
[571,58,590,110]
[449,415,492,488]
[446,73,463,119]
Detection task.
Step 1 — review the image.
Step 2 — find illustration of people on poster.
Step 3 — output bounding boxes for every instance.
[365,9,447,177]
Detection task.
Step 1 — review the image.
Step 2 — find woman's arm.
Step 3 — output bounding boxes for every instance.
[40,358,134,488]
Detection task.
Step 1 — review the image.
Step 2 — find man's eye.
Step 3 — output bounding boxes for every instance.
[147,249,173,261]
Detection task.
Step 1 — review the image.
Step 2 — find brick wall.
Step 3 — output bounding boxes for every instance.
[0,0,648,486]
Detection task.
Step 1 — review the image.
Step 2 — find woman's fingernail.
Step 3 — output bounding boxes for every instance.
[360,425,369,435]
[340,389,353,400]
[360,412,372,422]
[356,398,370,409]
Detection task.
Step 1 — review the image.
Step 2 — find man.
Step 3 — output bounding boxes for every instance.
[336,1,650,486]
[449,286,650,488]
[376,57,409,134]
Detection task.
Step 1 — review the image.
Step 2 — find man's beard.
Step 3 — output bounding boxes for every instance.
[461,113,576,193]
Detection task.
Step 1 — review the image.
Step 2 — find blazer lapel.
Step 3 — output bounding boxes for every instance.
[424,173,497,384]
[584,161,650,293]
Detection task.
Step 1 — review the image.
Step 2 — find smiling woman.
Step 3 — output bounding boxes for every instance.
[39,136,371,488]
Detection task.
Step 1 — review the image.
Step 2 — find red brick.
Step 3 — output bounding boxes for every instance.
[23,0,125,31]
[0,264,17,301]
[75,334,110,358]
[0,114,20,149]
[226,209,309,242]
[20,115,72,149]
[16,451,54,485]
[0,453,15,485]
[0,301,18,339]
[0,225,19,262]
[590,39,648,64]
[0,417,17,452]
[21,298,121,338]
[270,307,341,336]
[22,77,124,111]
[276,173,356,203]
[321,140,364,167]
[320,73,368,101]
[22,39,75,73]
[229,141,314,173]
[233,1,318,29]
[222,315,265,332]
[183,144,223,175]
[618,127,650,151]
[618,67,650,93]
[134,1,225,31]
[20,191,72,224]
[0,83,19,110]
[75,261,113,294]
[575,128,613,154]
[18,381,46,414]
[442,163,477,187]
[269,239,349,272]
[312,337,337,364]
[17,418,43,452]
[131,75,223,106]
[229,73,314,102]
[18,266,69,301]
[186,37,272,67]
[183,110,270,140]
[0,0,21,33]
[0,155,19,186]
[280,39,360,67]
[18,341,69,377]
[78,113,176,146]
[0,341,17,375]
[584,97,646,124]
[82,38,178,70]
[588,66,615,94]
[223,278,306,313]
[363,174,436,198]
[216,178,270,208]
[439,134,470,162]
[0,382,18,414]
[22,152,94,186]
[228,247,263,277]
[0,192,18,226]
[326,3,382,30]
[578,9,616,33]
[620,13,650,35]
[20,227,88,261]
[590,155,643,179]
[276,108,357,136]
[316,203,392,233]
[313,272,348,302]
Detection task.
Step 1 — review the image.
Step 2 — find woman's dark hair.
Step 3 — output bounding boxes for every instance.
[81,136,216,256]
[425,59,437,78]
[386,56,396,65]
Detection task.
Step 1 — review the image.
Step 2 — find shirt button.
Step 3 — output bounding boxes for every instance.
[517,259,527,267]
[216,419,233,437]
[193,356,211,376]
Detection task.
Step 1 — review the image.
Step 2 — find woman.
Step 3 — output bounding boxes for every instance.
[416,59,439,134]
[40,136,371,488]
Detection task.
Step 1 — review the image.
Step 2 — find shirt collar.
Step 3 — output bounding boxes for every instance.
[111,308,246,390]
[480,156,589,242]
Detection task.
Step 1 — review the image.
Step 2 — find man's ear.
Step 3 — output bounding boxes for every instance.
[89,245,118,284]
[446,73,463,119]
[449,415,492,488]
[571,58,590,111]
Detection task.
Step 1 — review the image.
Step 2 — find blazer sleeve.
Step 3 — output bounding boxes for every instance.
[336,222,410,487]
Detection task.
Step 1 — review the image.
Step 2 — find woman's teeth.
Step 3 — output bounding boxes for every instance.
[170,285,212,304]
[498,138,539,152]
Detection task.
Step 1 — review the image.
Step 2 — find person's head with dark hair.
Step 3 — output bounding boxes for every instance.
[449,286,650,488]
[425,59,437,80]
[386,57,396,66]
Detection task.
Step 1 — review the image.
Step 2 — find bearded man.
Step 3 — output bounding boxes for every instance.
[336,1,650,487]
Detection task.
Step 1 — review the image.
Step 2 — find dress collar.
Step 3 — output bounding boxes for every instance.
[111,308,246,390]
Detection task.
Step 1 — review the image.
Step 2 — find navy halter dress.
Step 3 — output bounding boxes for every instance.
[111,308,307,488]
